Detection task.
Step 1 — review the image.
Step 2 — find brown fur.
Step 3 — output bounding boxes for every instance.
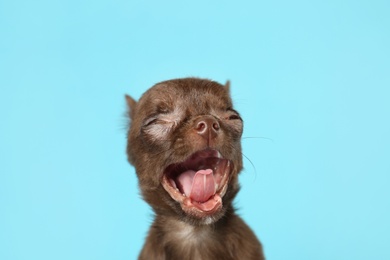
[126,78,265,259]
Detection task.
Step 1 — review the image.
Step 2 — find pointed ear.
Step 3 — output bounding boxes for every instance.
[225,80,231,94]
[125,94,137,119]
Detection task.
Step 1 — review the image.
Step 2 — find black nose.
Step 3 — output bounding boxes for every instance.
[194,116,220,141]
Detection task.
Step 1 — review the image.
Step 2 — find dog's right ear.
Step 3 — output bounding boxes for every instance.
[125,94,137,120]
[225,80,231,94]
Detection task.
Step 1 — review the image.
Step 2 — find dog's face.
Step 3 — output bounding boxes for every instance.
[126,78,243,225]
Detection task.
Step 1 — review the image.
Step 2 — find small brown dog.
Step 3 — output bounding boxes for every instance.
[126,78,265,260]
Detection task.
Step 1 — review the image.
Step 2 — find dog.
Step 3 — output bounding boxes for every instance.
[125,78,265,259]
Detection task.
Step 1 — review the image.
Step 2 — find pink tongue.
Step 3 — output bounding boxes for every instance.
[176,169,216,203]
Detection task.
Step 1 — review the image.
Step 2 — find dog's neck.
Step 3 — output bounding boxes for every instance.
[161,217,214,245]
[141,204,264,260]
[153,208,236,257]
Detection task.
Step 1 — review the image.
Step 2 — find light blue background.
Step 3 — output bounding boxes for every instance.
[1,0,389,259]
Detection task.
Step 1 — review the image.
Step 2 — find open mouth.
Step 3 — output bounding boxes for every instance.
[161,149,232,218]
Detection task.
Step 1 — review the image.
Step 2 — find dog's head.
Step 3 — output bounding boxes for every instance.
[126,78,243,225]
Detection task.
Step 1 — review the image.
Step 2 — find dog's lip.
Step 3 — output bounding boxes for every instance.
[161,149,232,217]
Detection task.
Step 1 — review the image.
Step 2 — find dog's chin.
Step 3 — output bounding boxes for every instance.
[161,149,232,224]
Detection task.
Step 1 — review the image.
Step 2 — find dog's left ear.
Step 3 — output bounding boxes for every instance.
[225,80,231,94]
[125,94,137,120]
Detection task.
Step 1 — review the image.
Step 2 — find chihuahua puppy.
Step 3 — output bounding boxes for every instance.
[126,78,265,260]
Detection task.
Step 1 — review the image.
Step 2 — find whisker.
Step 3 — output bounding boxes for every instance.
[229,143,258,181]
[242,136,274,143]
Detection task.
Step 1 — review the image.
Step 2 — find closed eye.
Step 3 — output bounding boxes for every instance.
[143,116,158,127]
[228,114,241,120]
[226,108,242,121]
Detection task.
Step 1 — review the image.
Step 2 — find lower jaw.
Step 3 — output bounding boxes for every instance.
[180,194,223,219]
